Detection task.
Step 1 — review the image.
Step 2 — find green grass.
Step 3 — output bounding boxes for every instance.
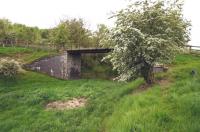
[104,54,200,132]
[21,50,57,63]
[0,48,200,132]
[0,47,56,63]
[0,72,143,132]
[0,47,32,56]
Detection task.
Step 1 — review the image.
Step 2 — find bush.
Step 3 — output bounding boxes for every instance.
[0,58,21,78]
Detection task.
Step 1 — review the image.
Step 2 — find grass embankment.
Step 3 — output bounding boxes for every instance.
[0,47,32,56]
[0,47,56,63]
[104,54,200,132]
[0,47,200,132]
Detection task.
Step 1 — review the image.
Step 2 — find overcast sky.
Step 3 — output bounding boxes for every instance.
[0,0,199,45]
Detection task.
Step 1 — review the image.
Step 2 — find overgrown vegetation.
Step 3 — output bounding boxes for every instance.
[0,58,21,78]
[0,47,200,132]
[81,54,117,79]
[0,47,32,56]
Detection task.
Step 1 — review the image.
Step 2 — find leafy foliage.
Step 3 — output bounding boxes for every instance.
[104,0,191,83]
[50,18,92,49]
[0,18,101,50]
[0,58,21,78]
[93,24,110,47]
[50,22,70,48]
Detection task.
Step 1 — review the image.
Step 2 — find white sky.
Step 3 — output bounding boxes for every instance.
[0,0,199,45]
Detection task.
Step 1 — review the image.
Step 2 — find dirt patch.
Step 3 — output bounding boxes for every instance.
[46,98,87,110]
[132,79,171,95]
[132,83,152,95]
[157,79,171,87]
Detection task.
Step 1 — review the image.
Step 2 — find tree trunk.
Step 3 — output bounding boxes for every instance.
[141,64,154,84]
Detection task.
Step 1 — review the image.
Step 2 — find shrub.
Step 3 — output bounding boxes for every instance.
[0,58,21,78]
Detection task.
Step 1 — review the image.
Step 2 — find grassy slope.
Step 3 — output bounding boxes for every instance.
[104,54,200,132]
[0,47,200,132]
[0,47,32,56]
[0,47,55,63]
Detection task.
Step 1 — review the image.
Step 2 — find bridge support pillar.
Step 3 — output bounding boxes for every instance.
[66,53,81,79]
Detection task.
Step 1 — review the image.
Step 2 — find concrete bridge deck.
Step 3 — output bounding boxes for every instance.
[66,48,113,54]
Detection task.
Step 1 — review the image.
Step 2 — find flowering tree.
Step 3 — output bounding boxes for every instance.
[104,0,190,84]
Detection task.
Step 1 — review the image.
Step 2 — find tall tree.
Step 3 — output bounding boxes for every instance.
[66,19,91,48]
[50,18,92,49]
[50,22,70,49]
[93,24,110,47]
[103,0,190,84]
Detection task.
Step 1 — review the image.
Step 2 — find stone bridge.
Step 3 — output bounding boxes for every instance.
[26,48,113,80]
